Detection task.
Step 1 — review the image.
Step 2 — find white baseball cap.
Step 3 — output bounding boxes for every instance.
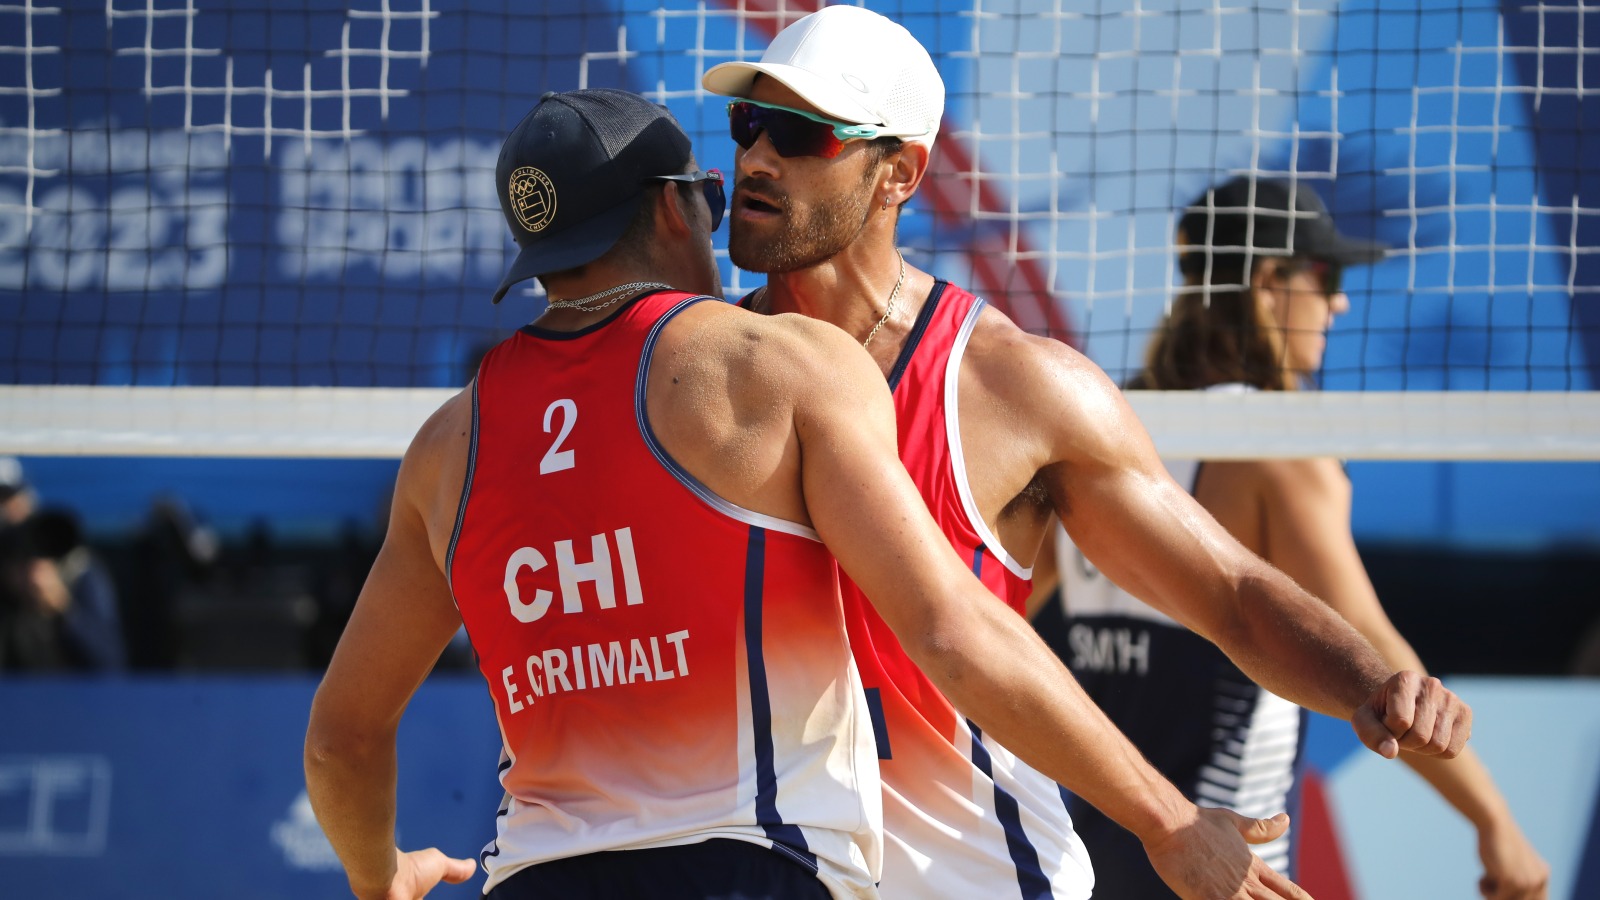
[702,6,945,147]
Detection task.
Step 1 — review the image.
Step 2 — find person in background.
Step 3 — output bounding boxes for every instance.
[0,457,36,526]
[0,524,65,671]
[27,508,126,671]
[0,458,126,671]
[1032,175,1549,899]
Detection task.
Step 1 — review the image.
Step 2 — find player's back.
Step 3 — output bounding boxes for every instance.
[446,290,880,898]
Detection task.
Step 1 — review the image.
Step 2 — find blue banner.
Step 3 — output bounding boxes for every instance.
[0,677,502,899]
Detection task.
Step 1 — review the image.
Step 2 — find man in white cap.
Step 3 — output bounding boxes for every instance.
[704,7,1473,900]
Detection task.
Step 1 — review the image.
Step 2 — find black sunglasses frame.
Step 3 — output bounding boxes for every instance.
[1298,257,1345,297]
[651,169,725,232]
[726,100,861,159]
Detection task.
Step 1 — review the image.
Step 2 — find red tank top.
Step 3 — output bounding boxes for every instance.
[837,282,1092,899]
[446,290,880,897]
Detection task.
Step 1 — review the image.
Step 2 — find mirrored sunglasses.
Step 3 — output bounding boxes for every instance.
[726,98,880,159]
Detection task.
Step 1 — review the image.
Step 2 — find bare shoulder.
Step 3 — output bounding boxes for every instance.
[1249,455,1350,501]
[395,385,474,539]
[962,305,1143,462]
[679,302,885,401]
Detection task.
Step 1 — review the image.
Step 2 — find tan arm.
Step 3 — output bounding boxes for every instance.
[1008,335,1468,758]
[304,391,478,900]
[1023,521,1061,620]
[787,326,1306,900]
[1255,457,1548,900]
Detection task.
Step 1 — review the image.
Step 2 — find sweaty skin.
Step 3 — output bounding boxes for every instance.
[304,175,1305,900]
[726,72,1474,899]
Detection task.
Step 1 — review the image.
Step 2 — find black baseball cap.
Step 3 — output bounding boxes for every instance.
[1177,176,1388,279]
[493,89,693,304]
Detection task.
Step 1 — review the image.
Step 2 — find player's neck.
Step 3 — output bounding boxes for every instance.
[534,265,678,332]
[760,239,928,366]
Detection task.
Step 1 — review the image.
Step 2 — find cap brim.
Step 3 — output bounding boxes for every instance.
[493,192,647,304]
[704,61,884,131]
[1315,232,1390,267]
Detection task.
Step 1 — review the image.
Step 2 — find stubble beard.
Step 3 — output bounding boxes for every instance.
[728,179,876,275]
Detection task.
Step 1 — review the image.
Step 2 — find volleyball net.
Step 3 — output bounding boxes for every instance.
[1,0,1596,458]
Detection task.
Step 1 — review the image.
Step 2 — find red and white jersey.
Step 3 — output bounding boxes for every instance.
[840,283,1094,899]
[447,291,881,898]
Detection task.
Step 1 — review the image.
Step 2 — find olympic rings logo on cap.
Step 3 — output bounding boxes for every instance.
[509,166,557,233]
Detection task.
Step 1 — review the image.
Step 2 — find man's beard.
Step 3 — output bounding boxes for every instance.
[728,176,876,274]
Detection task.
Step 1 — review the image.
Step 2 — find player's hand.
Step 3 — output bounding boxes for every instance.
[355,847,476,900]
[1351,670,1471,759]
[1143,807,1312,900]
[1478,822,1549,900]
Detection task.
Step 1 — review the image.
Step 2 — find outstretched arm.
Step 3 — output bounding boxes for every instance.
[304,391,478,900]
[1256,457,1547,900]
[785,323,1307,900]
[1019,337,1470,759]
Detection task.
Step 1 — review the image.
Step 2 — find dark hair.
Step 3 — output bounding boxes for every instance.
[26,508,83,560]
[865,136,904,170]
[1134,257,1298,392]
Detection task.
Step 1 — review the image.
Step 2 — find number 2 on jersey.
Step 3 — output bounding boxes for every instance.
[540,399,577,474]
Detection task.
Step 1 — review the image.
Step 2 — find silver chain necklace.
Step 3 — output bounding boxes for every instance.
[546,281,673,313]
[860,252,906,349]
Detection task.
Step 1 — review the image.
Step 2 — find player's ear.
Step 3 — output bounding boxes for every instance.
[881,140,929,209]
[654,181,691,236]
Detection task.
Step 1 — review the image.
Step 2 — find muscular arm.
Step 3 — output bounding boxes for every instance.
[1022,523,1060,620]
[1016,336,1466,757]
[304,391,477,899]
[1255,458,1547,899]
[784,323,1304,900]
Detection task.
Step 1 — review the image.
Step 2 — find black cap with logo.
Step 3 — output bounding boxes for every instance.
[492,89,693,304]
[1177,176,1389,280]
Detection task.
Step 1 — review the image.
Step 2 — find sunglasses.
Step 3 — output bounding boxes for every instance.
[1300,258,1345,297]
[651,169,725,232]
[727,98,881,159]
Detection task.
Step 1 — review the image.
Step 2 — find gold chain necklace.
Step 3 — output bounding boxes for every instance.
[860,251,906,349]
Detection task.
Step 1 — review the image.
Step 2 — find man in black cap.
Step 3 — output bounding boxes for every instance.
[304,90,1313,900]
[1034,175,1550,899]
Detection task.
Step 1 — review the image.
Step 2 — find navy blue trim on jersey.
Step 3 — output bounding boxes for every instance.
[480,795,511,868]
[519,289,675,340]
[967,719,1052,899]
[443,377,482,589]
[634,295,819,541]
[886,280,949,393]
[742,526,818,873]
[970,545,985,576]
[634,295,726,509]
[864,687,892,760]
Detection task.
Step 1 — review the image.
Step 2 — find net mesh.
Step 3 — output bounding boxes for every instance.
[1,0,1596,455]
